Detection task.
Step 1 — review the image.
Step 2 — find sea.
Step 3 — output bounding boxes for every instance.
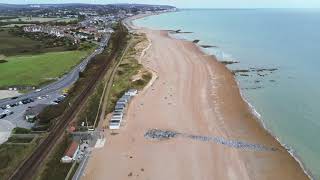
[134,9,320,179]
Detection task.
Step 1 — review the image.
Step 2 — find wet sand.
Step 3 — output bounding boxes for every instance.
[82,17,308,180]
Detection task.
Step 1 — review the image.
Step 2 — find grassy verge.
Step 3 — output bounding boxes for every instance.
[36,136,72,180]
[0,50,91,89]
[12,127,32,134]
[66,162,79,180]
[77,82,105,128]
[76,23,130,128]
[106,33,152,114]
[0,135,41,179]
[7,136,34,143]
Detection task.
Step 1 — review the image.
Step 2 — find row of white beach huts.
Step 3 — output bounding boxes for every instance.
[109,89,138,130]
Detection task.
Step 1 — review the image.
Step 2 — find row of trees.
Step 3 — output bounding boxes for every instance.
[9,27,79,50]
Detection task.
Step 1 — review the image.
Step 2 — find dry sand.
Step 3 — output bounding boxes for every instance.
[82,17,308,180]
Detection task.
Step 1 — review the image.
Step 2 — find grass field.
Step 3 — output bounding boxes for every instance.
[36,136,73,180]
[55,18,78,22]
[0,29,78,56]
[0,17,61,22]
[0,51,90,88]
[0,136,42,179]
[0,30,42,55]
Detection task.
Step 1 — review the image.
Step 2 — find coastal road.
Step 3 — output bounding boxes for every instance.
[0,34,110,128]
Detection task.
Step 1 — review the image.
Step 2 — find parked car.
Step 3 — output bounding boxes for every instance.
[10,103,18,107]
[0,114,6,119]
[57,96,65,101]
[5,110,13,115]
[51,101,59,105]
[21,98,34,104]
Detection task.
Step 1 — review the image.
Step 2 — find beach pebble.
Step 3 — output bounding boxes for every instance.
[144,129,180,140]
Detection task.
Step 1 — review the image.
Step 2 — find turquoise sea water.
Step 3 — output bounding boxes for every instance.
[134,9,320,179]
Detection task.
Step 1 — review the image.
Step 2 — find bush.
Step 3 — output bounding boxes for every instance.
[7,136,33,143]
[12,127,31,134]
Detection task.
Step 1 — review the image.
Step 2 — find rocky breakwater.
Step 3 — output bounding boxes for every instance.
[144,129,277,152]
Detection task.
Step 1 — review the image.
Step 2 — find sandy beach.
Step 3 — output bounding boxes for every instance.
[82,16,308,180]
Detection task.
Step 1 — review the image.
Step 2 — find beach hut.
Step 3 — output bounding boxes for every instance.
[127,89,138,96]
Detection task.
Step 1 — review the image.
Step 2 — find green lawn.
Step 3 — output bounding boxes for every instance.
[0,51,89,88]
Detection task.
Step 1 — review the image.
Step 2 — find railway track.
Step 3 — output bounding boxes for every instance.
[9,25,128,180]
[9,57,112,180]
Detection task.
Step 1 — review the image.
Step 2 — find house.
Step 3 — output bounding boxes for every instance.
[61,141,79,163]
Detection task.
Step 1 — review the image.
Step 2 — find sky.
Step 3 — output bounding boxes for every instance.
[2,0,320,8]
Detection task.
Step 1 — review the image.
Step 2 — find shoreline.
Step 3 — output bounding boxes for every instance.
[128,13,313,179]
[83,14,309,179]
[190,32,314,180]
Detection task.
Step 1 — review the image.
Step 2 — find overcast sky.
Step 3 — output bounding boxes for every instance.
[2,0,320,8]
